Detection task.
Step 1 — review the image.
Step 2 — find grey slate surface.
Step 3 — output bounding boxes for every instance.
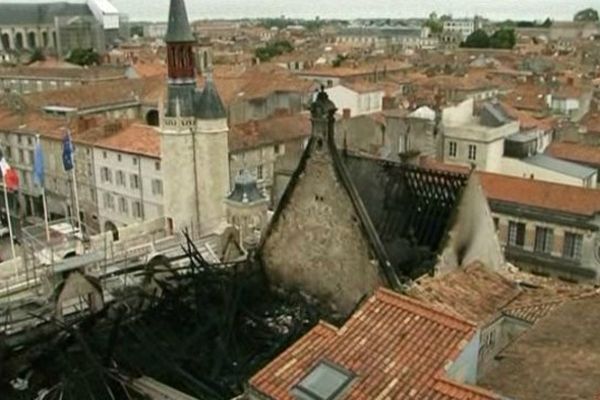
[165,0,195,43]
[524,154,596,179]
[0,2,92,25]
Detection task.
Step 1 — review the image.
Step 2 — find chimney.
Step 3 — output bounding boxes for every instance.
[567,76,575,86]
[342,108,351,119]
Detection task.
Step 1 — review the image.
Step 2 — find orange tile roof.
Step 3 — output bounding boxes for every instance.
[500,102,556,132]
[95,123,160,158]
[250,288,500,400]
[479,171,600,217]
[547,142,600,167]
[409,263,521,325]
[229,113,311,152]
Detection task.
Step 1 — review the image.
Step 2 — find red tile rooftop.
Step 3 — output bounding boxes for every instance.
[250,288,500,400]
[547,141,600,167]
[478,171,600,217]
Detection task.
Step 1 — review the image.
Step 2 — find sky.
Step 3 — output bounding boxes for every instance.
[8,0,600,21]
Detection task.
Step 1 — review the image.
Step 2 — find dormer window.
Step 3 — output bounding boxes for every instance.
[291,360,354,400]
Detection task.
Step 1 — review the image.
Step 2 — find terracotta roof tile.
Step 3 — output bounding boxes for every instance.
[547,142,600,167]
[229,114,311,153]
[479,171,600,217]
[408,263,521,325]
[250,288,501,400]
[95,123,160,158]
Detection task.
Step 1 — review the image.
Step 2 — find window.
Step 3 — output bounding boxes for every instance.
[28,150,33,164]
[132,201,143,219]
[89,188,96,202]
[291,361,354,400]
[448,141,457,158]
[534,227,554,254]
[116,170,126,187]
[155,161,161,171]
[118,197,128,214]
[508,221,526,247]
[18,149,24,163]
[563,232,583,260]
[468,144,477,161]
[101,167,112,183]
[117,154,122,162]
[493,217,499,231]
[257,165,264,180]
[103,151,107,159]
[133,157,138,166]
[103,192,114,210]
[5,146,11,160]
[17,136,22,144]
[130,173,140,190]
[152,179,163,196]
[27,137,32,146]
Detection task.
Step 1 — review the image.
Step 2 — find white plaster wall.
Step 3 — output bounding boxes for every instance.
[323,85,359,117]
[442,99,474,127]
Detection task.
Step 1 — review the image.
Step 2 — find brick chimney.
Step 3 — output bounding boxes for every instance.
[342,108,351,119]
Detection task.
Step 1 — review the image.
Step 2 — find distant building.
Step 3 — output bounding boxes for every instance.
[443,17,483,41]
[480,172,600,283]
[336,25,438,51]
[322,81,384,117]
[0,0,123,61]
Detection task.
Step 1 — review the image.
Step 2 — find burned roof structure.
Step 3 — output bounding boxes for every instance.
[261,88,504,316]
[0,234,332,400]
[343,154,469,278]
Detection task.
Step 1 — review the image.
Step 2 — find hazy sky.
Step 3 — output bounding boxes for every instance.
[8,0,600,21]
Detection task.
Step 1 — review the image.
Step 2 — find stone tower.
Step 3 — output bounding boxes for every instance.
[160,0,230,235]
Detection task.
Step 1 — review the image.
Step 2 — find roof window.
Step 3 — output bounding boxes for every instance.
[291,360,354,400]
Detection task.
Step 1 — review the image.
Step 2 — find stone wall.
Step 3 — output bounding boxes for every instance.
[262,139,384,315]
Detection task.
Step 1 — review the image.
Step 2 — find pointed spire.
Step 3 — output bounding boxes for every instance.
[165,0,195,43]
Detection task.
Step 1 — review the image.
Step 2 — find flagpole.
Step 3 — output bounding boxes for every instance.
[42,188,50,243]
[2,174,16,260]
[71,168,82,233]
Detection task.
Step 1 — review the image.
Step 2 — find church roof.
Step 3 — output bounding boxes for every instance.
[195,78,227,119]
[165,0,195,43]
[343,154,469,279]
[227,170,265,204]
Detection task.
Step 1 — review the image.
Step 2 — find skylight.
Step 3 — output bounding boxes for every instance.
[291,360,354,400]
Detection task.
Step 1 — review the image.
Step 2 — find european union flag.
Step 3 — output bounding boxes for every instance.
[62,130,74,172]
[34,139,45,187]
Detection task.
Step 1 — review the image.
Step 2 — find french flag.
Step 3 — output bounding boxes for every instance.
[0,150,19,192]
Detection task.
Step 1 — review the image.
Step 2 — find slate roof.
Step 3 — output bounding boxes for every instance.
[523,154,597,180]
[0,2,92,25]
[480,295,600,400]
[250,288,500,400]
[164,0,195,43]
[227,170,265,204]
[343,153,469,279]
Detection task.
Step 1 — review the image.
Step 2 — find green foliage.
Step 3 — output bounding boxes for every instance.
[259,18,288,30]
[28,48,46,64]
[332,54,348,68]
[66,48,101,66]
[461,29,490,48]
[130,25,144,37]
[574,8,599,22]
[542,18,553,28]
[254,40,294,62]
[489,28,516,49]
[424,19,443,34]
[461,28,516,49]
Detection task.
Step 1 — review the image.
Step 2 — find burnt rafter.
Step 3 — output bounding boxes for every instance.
[343,154,468,278]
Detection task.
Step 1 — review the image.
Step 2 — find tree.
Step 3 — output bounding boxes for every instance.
[574,8,599,22]
[254,40,294,62]
[28,48,46,64]
[461,29,490,48]
[541,18,553,27]
[66,48,101,66]
[424,19,443,34]
[489,28,516,49]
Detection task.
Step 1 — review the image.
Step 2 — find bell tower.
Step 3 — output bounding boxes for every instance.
[160,0,230,235]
